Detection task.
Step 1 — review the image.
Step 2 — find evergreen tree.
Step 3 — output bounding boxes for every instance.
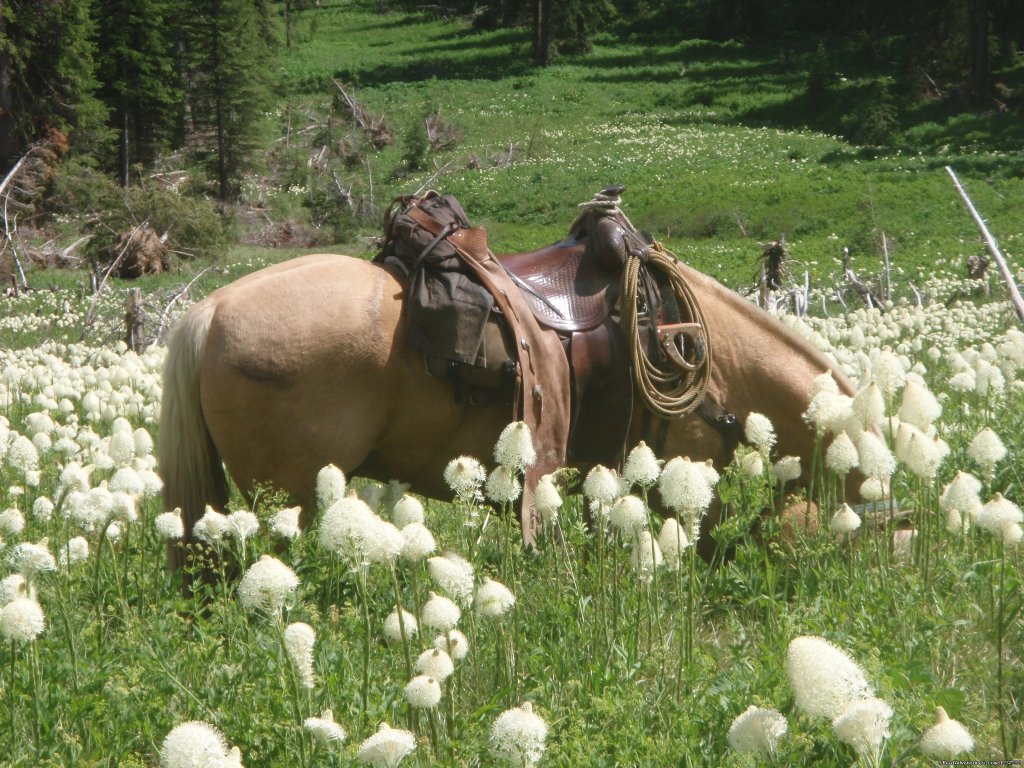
[183,0,273,200]
[93,0,184,185]
[0,0,107,169]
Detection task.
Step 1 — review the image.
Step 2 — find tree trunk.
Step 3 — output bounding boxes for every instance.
[968,0,990,104]
[285,0,292,48]
[531,0,541,61]
[538,0,552,66]
[119,59,130,187]
[0,1,17,169]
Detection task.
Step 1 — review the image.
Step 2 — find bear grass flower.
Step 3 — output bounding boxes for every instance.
[226,510,260,543]
[305,709,346,745]
[870,350,907,400]
[237,555,300,615]
[421,592,461,632]
[404,674,442,709]
[852,381,886,430]
[159,721,243,768]
[657,517,690,571]
[623,441,663,487]
[918,707,974,759]
[284,622,316,689]
[826,431,859,475]
[415,647,454,681]
[318,496,376,562]
[269,506,302,539]
[383,609,418,643]
[156,508,185,540]
[443,455,486,499]
[392,495,425,528]
[490,702,548,767]
[770,455,802,484]
[898,378,942,430]
[658,457,716,516]
[494,421,536,473]
[31,496,54,523]
[973,493,1024,538]
[193,506,229,544]
[12,539,57,577]
[630,530,663,584]
[474,576,516,618]
[856,431,895,479]
[399,522,436,562]
[830,504,862,536]
[533,474,563,525]
[786,635,873,719]
[0,596,46,642]
[60,536,90,567]
[316,464,347,509]
[832,697,893,763]
[0,506,25,536]
[1,574,32,606]
[967,427,1006,476]
[583,464,622,506]
[357,722,416,768]
[426,552,475,605]
[485,465,522,504]
[744,413,777,456]
[803,389,854,436]
[737,448,764,477]
[434,629,469,660]
[727,705,788,756]
[363,517,404,565]
[608,494,648,535]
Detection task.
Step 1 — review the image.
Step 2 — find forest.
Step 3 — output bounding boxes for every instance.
[2,0,1022,195]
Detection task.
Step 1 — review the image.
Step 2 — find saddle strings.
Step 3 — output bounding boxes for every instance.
[621,242,713,419]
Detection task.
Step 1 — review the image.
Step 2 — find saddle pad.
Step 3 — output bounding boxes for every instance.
[501,241,618,333]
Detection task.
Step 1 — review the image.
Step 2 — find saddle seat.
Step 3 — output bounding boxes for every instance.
[498,222,629,334]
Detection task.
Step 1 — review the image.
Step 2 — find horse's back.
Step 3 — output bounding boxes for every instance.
[191,253,504,507]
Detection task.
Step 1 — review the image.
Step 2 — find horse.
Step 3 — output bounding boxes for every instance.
[159,250,856,566]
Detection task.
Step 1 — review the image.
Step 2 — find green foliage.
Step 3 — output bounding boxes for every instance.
[92,0,185,181]
[0,0,111,161]
[83,186,228,263]
[183,0,275,200]
[855,79,900,146]
[806,41,834,105]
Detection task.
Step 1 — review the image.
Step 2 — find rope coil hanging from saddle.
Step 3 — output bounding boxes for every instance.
[575,189,713,419]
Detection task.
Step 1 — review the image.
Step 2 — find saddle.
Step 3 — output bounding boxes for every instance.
[376,187,711,538]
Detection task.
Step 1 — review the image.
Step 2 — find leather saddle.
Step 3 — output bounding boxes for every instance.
[497,201,641,333]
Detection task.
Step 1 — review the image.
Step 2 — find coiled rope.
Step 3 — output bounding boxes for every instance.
[573,188,712,419]
[620,240,712,419]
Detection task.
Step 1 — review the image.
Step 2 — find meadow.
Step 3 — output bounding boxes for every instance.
[3,1,1024,765]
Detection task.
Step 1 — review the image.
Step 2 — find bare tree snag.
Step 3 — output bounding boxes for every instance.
[947,166,1024,324]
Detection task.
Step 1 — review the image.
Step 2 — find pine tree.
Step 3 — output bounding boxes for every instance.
[0,0,107,168]
[183,0,273,200]
[93,0,185,185]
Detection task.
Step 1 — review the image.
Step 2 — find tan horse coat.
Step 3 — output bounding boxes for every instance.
[160,253,852,553]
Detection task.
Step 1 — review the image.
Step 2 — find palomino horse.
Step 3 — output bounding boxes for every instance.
[159,252,854,563]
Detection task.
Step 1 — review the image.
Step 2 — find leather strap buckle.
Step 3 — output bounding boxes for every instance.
[657,322,705,371]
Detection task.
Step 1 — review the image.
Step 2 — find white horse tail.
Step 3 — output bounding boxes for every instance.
[159,299,228,570]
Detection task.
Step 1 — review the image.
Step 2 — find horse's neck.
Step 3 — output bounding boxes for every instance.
[684,264,851,453]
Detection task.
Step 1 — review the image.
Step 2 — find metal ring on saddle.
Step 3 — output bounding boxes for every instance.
[657,322,706,372]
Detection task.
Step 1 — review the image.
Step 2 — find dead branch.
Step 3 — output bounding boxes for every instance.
[332,79,392,148]
[843,247,882,309]
[947,165,1024,324]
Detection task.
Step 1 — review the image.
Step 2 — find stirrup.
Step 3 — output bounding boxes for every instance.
[657,322,706,371]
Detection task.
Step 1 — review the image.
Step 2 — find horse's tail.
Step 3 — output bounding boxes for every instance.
[159,299,229,570]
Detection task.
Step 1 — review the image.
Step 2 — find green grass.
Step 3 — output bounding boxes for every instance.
[2,2,1021,765]
[229,0,1024,293]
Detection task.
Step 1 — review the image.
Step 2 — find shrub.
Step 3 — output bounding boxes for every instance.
[85,186,228,265]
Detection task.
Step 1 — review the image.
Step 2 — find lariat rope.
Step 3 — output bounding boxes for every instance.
[621,240,713,419]
[573,190,713,418]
